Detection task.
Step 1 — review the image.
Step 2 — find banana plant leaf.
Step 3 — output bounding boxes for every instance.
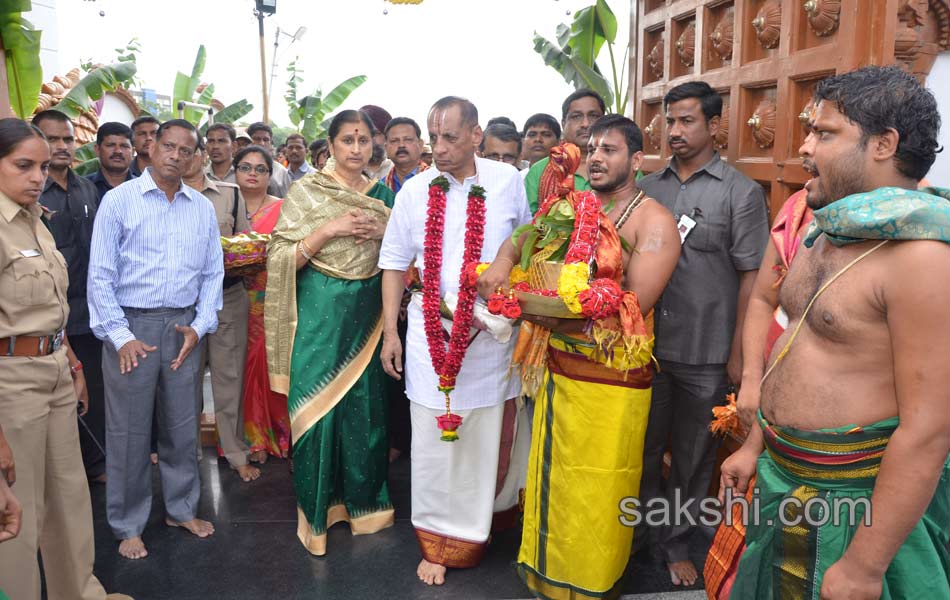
[556,22,572,49]
[318,75,367,121]
[195,82,215,107]
[52,61,137,119]
[567,0,617,68]
[295,75,366,141]
[0,0,42,119]
[173,45,206,124]
[72,141,98,177]
[284,59,304,127]
[533,33,612,107]
[198,99,253,137]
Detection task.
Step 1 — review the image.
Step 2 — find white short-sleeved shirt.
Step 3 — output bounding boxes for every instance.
[379,157,532,410]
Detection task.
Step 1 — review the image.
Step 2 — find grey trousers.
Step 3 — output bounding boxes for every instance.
[197,283,249,467]
[103,306,203,540]
[637,360,729,563]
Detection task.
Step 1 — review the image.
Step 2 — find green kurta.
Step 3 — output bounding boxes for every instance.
[523,156,590,214]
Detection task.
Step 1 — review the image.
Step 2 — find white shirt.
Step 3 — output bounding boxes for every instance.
[379,157,532,410]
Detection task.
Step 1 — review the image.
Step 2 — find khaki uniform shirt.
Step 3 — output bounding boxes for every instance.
[191,175,248,236]
[0,191,69,338]
[206,164,237,185]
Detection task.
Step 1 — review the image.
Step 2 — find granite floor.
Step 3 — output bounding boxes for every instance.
[86,446,713,600]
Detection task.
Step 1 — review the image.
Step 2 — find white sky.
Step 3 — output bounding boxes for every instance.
[53,0,631,132]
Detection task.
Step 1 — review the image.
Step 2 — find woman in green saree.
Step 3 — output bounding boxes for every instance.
[265,110,395,555]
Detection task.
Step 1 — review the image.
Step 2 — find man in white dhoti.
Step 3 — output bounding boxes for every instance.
[379,96,532,586]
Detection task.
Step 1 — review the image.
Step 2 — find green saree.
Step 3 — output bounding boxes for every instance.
[266,170,395,555]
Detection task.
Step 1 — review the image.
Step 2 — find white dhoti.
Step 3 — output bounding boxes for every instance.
[407,401,496,566]
[410,398,532,567]
[492,398,531,519]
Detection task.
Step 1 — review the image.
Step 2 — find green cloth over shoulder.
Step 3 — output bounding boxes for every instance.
[804,186,950,247]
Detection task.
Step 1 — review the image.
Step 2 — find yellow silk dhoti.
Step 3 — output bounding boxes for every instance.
[517,333,653,599]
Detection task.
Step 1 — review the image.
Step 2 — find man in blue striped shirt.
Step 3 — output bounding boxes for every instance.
[88,119,223,560]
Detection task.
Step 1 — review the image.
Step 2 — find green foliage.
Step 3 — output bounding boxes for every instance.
[52,62,137,119]
[171,45,253,133]
[286,71,367,141]
[511,199,576,270]
[81,37,142,87]
[72,142,98,177]
[284,58,303,124]
[532,0,628,113]
[0,0,42,118]
[533,34,613,108]
[173,45,207,124]
[198,99,253,137]
[270,124,297,145]
[567,0,617,67]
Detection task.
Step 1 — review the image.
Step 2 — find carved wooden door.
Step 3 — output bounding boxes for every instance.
[631,0,950,216]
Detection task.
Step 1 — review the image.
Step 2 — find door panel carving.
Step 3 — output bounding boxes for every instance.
[631,0,950,217]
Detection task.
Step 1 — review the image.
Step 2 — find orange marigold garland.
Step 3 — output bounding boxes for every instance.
[423,176,486,442]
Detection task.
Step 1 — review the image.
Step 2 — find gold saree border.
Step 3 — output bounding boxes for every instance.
[269,373,290,396]
[414,527,487,569]
[766,447,883,482]
[296,504,395,556]
[776,485,820,600]
[289,318,383,445]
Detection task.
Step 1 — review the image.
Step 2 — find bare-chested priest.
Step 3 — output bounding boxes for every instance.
[720,65,950,599]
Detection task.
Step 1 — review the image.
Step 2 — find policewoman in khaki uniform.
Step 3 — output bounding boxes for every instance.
[0,119,130,600]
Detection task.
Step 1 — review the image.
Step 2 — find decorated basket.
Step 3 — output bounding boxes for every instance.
[222,232,270,277]
[514,260,583,319]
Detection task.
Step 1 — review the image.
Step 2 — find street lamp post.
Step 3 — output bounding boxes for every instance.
[268,26,307,116]
[255,0,277,123]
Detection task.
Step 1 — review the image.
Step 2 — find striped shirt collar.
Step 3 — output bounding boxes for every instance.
[139,167,200,202]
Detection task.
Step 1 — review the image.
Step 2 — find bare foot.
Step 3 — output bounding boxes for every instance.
[118,536,148,560]
[249,450,268,464]
[235,464,261,482]
[150,452,158,465]
[668,559,698,586]
[417,558,446,585]
[165,517,215,538]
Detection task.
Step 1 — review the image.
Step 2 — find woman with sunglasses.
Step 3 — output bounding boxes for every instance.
[233,145,290,466]
[265,110,395,555]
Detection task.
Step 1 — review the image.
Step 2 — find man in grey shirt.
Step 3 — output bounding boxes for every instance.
[636,81,769,587]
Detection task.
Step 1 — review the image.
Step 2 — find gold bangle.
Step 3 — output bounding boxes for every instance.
[300,237,316,256]
[298,241,313,260]
[496,256,514,267]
